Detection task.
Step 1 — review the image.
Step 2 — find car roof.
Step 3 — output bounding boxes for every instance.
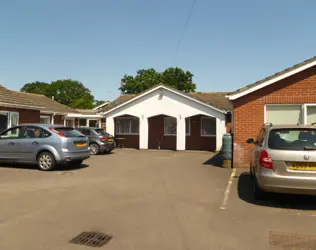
[264,124,316,130]
[15,124,69,129]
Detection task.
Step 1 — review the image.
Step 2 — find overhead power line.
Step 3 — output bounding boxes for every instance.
[174,0,198,61]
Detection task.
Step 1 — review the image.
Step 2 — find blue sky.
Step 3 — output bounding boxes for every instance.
[1,0,315,101]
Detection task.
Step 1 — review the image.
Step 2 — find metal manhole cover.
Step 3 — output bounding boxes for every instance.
[70,231,112,248]
[270,231,316,249]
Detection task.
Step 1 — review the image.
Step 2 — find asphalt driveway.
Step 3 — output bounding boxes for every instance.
[0,150,232,250]
[2,150,316,250]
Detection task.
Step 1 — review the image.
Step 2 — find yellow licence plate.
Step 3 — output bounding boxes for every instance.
[290,162,316,171]
[76,143,87,147]
[108,139,114,142]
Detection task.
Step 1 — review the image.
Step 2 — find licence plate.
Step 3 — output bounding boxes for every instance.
[290,162,316,171]
[76,143,87,147]
[108,139,114,142]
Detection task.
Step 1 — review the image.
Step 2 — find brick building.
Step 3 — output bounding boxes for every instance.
[228,57,316,168]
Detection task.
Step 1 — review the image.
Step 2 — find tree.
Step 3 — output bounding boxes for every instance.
[93,100,106,108]
[119,67,196,94]
[20,81,50,95]
[47,79,94,109]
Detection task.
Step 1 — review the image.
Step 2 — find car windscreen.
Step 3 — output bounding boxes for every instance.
[95,129,111,137]
[268,128,316,150]
[54,127,85,138]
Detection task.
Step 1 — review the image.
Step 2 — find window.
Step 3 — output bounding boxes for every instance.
[307,106,316,125]
[266,105,302,125]
[0,112,19,133]
[185,118,190,136]
[89,120,99,128]
[164,117,177,136]
[116,118,139,135]
[0,112,8,133]
[268,128,316,151]
[53,127,85,138]
[66,119,74,127]
[79,119,87,127]
[22,126,51,138]
[81,129,92,135]
[256,128,265,146]
[0,127,22,139]
[201,117,216,136]
[40,116,50,124]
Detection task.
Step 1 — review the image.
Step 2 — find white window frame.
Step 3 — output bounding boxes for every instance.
[200,116,216,137]
[40,115,51,124]
[0,111,19,129]
[185,118,190,136]
[164,117,177,136]
[116,117,139,135]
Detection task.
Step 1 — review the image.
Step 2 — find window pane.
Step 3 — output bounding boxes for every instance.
[0,127,21,139]
[0,113,8,132]
[266,105,302,125]
[23,127,44,138]
[40,116,50,124]
[66,120,74,127]
[201,117,216,136]
[130,119,139,134]
[10,112,19,127]
[268,129,316,150]
[54,127,85,138]
[79,119,87,127]
[307,106,316,125]
[185,118,190,135]
[89,120,99,128]
[164,117,177,135]
[117,119,130,134]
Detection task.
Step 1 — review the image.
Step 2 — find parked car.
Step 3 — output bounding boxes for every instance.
[76,127,116,155]
[0,124,90,171]
[247,123,316,199]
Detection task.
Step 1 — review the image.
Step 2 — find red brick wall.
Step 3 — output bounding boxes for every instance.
[186,115,216,151]
[0,107,40,124]
[148,115,176,150]
[232,66,316,168]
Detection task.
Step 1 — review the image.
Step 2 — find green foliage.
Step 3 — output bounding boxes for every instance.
[119,67,196,94]
[20,81,50,95]
[93,100,106,108]
[21,79,94,109]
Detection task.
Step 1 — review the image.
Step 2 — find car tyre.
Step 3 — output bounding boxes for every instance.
[253,177,265,200]
[90,143,100,155]
[37,152,56,171]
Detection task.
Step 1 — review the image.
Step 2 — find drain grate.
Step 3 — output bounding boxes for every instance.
[270,231,316,249]
[70,231,112,248]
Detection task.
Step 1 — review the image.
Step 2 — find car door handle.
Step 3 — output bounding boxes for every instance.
[32,141,39,145]
[8,142,14,146]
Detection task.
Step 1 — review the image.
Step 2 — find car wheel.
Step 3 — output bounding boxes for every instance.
[253,177,265,200]
[69,160,83,167]
[37,152,56,171]
[90,143,100,155]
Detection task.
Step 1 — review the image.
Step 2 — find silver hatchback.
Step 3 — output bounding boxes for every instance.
[248,123,316,199]
[0,124,90,171]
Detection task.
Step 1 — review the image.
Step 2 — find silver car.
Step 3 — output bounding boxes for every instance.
[248,123,316,199]
[0,124,90,171]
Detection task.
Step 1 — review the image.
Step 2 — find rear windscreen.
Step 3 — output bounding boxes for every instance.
[268,129,316,150]
[54,127,85,138]
[95,129,111,137]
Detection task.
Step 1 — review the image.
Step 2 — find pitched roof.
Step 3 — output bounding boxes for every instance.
[15,91,75,113]
[100,85,231,113]
[187,92,232,111]
[0,85,42,109]
[228,56,316,100]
